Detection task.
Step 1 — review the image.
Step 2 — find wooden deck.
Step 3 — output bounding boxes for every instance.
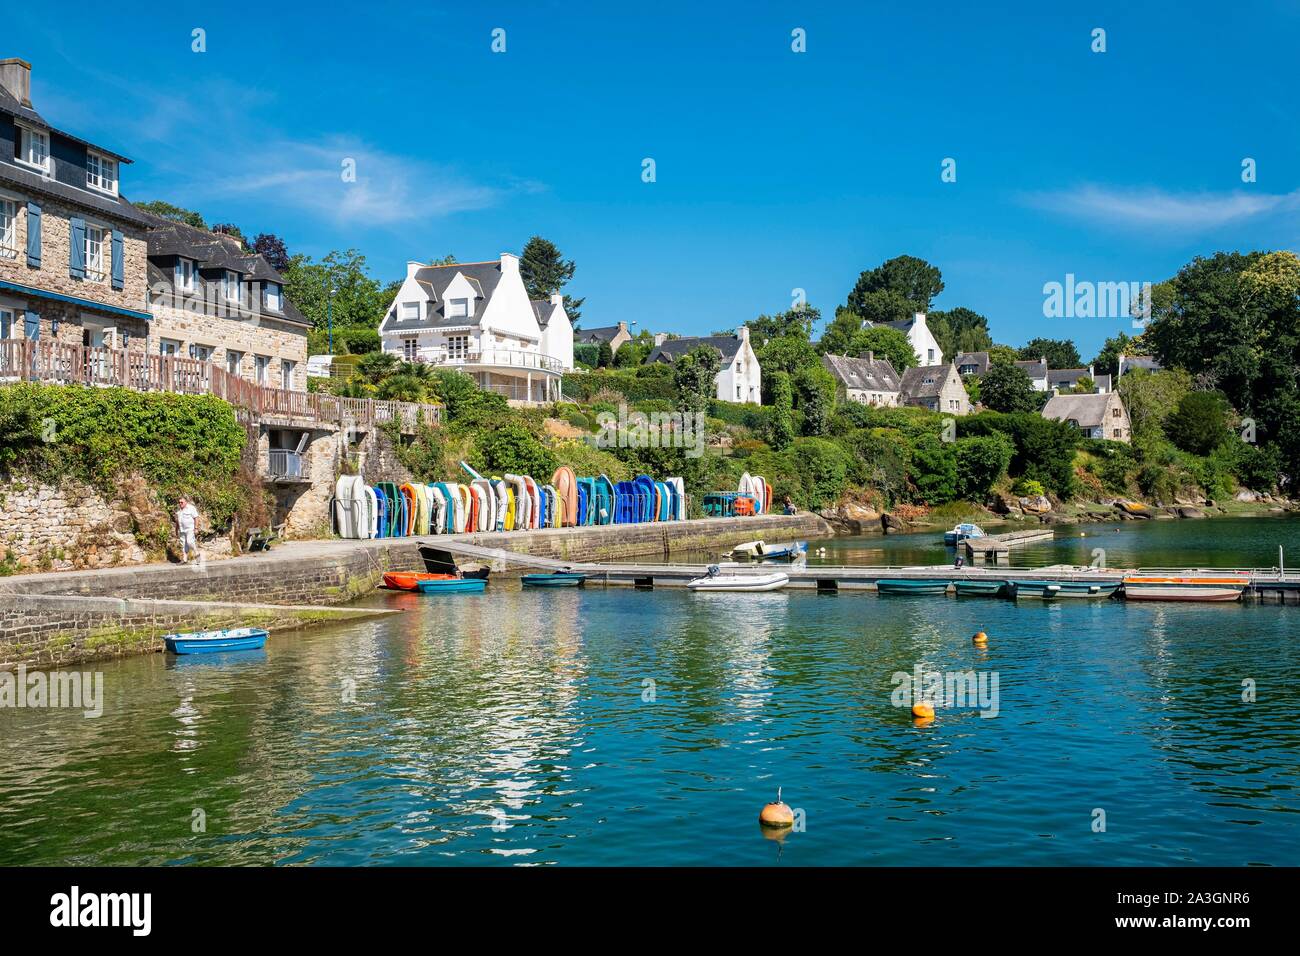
[965,528,1056,561]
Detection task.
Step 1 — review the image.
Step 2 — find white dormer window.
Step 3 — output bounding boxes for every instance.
[17,125,49,172]
[176,258,196,293]
[86,152,118,195]
[223,271,240,304]
[265,283,282,311]
[400,301,420,322]
[447,298,469,319]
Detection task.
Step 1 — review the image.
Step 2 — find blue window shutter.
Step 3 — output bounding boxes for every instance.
[111,229,124,289]
[69,217,86,279]
[25,202,41,267]
[24,310,39,340]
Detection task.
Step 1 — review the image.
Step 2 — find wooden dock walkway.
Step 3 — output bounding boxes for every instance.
[965,528,1055,561]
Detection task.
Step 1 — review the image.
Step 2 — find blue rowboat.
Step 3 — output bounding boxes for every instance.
[164,627,268,655]
[416,577,487,594]
[944,523,986,545]
[521,572,587,588]
[876,579,951,595]
[955,580,1008,597]
[1012,580,1121,600]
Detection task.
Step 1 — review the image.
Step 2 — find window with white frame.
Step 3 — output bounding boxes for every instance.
[281,359,295,390]
[399,301,420,322]
[402,337,418,361]
[86,152,118,194]
[265,282,282,312]
[226,350,243,375]
[159,338,181,357]
[0,199,16,258]
[223,271,241,304]
[189,344,213,363]
[446,297,469,318]
[176,258,196,293]
[84,225,106,281]
[17,125,49,172]
[254,354,270,385]
[446,335,469,359]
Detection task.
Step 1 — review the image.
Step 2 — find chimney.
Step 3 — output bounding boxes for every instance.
[499,252,519,274]
[406,260,422,279]
[615,320,628,334]
[0,59,32,108]
[738,326,750,342]
[913,311,926,326]
[654,332,668,346]
[551,292,564,307]
[866,351,874,363]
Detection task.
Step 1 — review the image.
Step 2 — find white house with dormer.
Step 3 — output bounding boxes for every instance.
[379,252,573,403]
[867,312,943,366]
[646,326,762,403]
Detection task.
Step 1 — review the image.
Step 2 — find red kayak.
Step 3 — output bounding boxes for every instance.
[382,572,457,591]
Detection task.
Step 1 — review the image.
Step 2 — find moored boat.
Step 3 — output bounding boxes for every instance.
[944,523,986,545]
[164,627,269,655]
[1012,579,1120,600]
[1121,571,1251,602]
[876,579,952,595]
[382,571,456,591]
[416,577,488,594]
[521,572,587,588]
[730,540,808,562]
[688,567,789,592]
[954,579,1007,597]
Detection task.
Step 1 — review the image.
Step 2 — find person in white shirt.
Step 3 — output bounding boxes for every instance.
[176,495,200,564]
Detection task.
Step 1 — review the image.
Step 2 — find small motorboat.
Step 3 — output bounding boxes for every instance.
[164,627,269,655]
[1012,579,1121,600]
[954,579,1008,597]
[687,566,789,592]
[1121,571,1251,602]
[418,545,491,582]
[382,571,457,591]
[730,540,809,562]
[416,577,487,594]
[876,579,951,595]
[521,572,587,588]
[944,523,986,546]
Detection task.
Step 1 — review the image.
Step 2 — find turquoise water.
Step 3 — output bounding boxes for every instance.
[1,517,1298,866]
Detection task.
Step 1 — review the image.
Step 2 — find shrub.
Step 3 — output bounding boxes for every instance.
[954,433,1014,501]
[477,423,557,476]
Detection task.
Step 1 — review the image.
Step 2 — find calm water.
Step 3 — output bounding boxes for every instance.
[1,517,1298,866]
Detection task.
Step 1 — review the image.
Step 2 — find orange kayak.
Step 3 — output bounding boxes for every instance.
[383,572,457,591]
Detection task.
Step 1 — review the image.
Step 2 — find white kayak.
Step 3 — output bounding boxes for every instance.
[687,567,789,592]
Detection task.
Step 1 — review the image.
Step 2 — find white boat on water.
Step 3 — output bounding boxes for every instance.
[688,565,790,592]
[944,523,985,545]
[1122,570,1252,602]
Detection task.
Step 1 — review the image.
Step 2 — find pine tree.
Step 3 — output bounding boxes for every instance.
[520,236,584,324]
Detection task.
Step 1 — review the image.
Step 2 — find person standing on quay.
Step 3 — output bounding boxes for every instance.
[176,496,200,564]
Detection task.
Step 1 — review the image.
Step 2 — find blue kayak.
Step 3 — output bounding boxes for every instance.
[164,627,269,655]
[417,577,487,594]
[521,572,587,588]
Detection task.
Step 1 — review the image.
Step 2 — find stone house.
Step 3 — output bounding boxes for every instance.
[867,311,943,366]
[1041,391,1131,442]
[646,327,762,403]
[899,361,970,414]
[0,58,154,351]
[144,214,310,391]
[576,320,632,355]
[821,352,902,406]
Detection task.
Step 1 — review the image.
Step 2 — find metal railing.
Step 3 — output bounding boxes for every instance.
[268,449,304,478]
[0,339,441,431]
[424,347,564,373]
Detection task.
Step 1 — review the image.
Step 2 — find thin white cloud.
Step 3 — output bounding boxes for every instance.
[1024,184,1300,230]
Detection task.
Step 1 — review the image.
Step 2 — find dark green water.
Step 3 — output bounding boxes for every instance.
[1,516,1297,866]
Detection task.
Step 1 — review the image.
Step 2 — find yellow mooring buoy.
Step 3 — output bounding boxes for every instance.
[973,631,989,646]
[759,787,795,828]
[911,701,935,720]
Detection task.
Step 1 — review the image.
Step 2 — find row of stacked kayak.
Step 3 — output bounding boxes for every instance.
[332,464,689,539]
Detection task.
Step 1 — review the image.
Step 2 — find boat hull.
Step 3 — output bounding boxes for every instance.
[416,578,488,594]
[164,628,269,655]
[1012,580,1120,600]
[521,573,587,588]
[688,572,789,592]
[1122,575,1249,602]
[382,571,456,591]
[877,579,951,595]
[955,580,1007,597]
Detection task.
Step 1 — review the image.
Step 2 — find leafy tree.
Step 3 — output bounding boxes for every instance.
[478,423,557,476]
[356,351,400,384]
[747,306,818,342]
[794,363,838,436]
[785,438,852,508]
[1018,337,1081,369]
[596,341,614,368]
[377,373,430,403]
[954,433,1015,501]
[1117,367,1192,441]
[960,412,1079,498]
[767,371,795,451]
[756,335,821,401]
[252,233,290,272]
[929,307,993,361]
[282,249,397,335]
[978,362,1039,413]
[846,255,944,314]
[673,346,723,415]
[1091,332,1141,378]
[847,289,915,327]
[910,436,958,504]
[987,344,1019,365]
[818,312,916,370]
[135,200,206,229]
[519,236,584,324]
[1164,391,1232,456]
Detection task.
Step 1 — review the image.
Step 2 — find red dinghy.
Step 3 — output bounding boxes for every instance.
[382,572,457,591]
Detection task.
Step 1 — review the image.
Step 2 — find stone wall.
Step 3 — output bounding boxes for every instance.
[0,478,145,572]
[150,302,308,391]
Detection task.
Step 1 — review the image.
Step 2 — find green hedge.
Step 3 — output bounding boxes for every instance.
[563,369,678,402]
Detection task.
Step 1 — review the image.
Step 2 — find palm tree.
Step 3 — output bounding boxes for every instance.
[357,351,400,385]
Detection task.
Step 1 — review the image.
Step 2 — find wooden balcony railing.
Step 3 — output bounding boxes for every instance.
[0,339,441,431]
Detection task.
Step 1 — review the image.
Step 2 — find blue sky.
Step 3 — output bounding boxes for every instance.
[9,1,1299,357]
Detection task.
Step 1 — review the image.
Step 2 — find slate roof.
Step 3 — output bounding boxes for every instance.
[820,353,901,392]
[0,77,132,164]
[1042,392,1114,429]
[575,324,623,344]
[386,260,508,332]
[900,363,954,400]
[1015,358,1048,380]
[0,164,153,228]
[954,351,990,376]
[1093,374,1113,392]
[1119,354,1162,374]
[531,299,559,330]
[647,335,744,364]
[1046,367,1093,389]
